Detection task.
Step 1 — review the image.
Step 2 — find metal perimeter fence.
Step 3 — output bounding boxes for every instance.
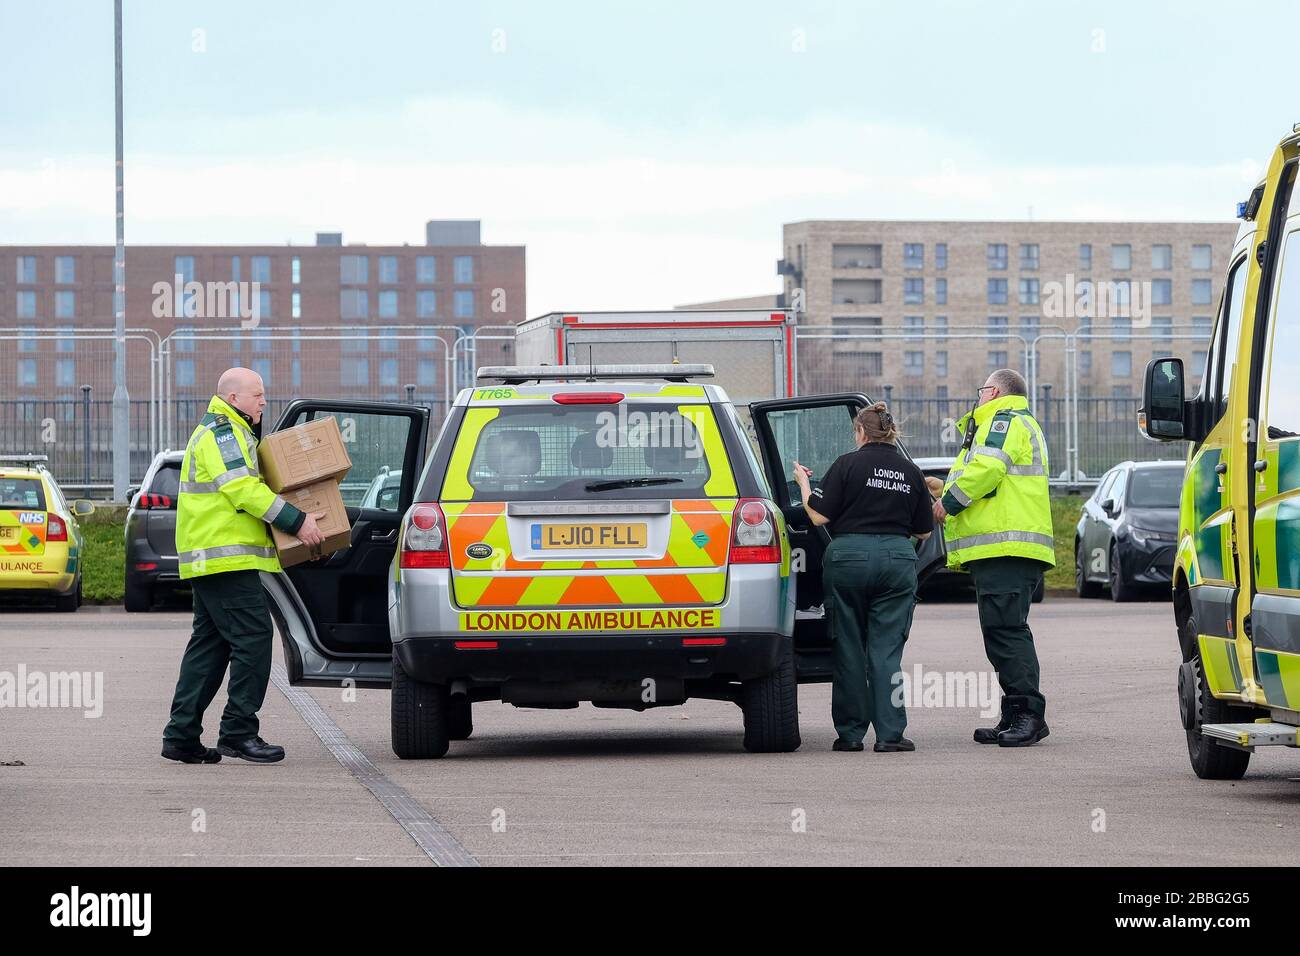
[0,323,1197,495]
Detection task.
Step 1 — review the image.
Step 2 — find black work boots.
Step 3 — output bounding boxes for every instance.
[974,696,1049,747]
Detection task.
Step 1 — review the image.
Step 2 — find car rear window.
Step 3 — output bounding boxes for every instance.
[1128,468,1182,508]
[443,403,726,501]
[0,477,46,510]
[147,462,181,499]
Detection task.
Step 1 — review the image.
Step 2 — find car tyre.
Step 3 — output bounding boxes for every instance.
[55,578,80,613]
[124,576,152,613]
[1181,614,1251,780]
[391,654,449,759]
[740,643,801,753]
[447,696,473,741]
[1109,543,1134,602]
[1075,540,1102,598]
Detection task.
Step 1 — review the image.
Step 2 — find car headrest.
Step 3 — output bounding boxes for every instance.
[570,431,612,470]
[643,441,692,473]
[479,430,541,476]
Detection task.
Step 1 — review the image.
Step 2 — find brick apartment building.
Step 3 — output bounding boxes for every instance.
[778,220,1239,402]
[0,220,524,407]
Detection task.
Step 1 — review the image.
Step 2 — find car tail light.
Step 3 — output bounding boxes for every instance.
[729,498,780,564]
[137,493,173,509]
[552,392,625,404]
[400,503,450,568]
[46,515,68,542]
[135,562,158,571]
[455,640,498,650]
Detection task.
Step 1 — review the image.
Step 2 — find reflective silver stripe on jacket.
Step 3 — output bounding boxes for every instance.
[178,544,277,564]
[179,466,254,495]
[186,414,259,483]
[964,415,1048,478]
[947,483,973,508]
[263,496,287,523]
[946,530,1054,552]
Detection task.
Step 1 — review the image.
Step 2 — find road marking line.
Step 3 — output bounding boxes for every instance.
[270,664,479,868]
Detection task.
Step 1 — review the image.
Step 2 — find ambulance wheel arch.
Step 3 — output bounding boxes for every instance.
[265,399,429,687]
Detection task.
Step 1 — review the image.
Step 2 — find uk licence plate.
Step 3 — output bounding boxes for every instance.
[0,526,18,542]
[532,522,647,549]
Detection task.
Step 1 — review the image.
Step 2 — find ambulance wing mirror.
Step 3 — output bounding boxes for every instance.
[1140,358,1186,441]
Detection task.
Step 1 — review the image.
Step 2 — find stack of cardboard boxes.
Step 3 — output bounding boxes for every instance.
[257,417,354,568]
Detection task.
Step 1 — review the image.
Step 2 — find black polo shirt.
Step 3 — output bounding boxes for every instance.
[810,442,934,537]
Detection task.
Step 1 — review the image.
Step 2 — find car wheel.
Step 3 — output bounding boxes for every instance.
[740,643,801,753]
[447,696,473,741]
[1109,543,1133,602]
[55,579,80,613]
[1180,615,1251,780]
[124,576,152,613]
[391,654,449,759]
[1075,540,1102,598]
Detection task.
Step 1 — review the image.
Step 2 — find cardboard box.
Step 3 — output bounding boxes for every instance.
[272,479,354,568]
[258,417,352,493]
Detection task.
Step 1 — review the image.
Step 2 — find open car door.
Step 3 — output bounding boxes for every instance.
[261,399,429,688]
[748,393,947,682]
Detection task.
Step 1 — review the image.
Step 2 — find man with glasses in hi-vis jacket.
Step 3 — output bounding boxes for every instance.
[933,368,1055,748]
[161,368,324,765]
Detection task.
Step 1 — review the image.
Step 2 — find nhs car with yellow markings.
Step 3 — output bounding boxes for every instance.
[0,455,94,612]
[260,366,945,758]
[1141,126,1300,779]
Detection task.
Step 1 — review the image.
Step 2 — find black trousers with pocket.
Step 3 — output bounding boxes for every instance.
[162,569,274,747]
[966,556,1048,719]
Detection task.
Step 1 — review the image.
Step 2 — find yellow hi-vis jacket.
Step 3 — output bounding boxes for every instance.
[176,396,305,579]
[940,394,1055,570]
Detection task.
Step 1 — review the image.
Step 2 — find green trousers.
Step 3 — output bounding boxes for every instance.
[823,533,918,745]
[163,569,274,747]
[967,556,1048,718]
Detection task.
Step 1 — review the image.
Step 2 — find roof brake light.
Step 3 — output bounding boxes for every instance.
[552,392,625,405]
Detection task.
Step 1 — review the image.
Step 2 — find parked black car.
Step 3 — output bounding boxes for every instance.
[124,451,186,612]
[1074,460,1182,601]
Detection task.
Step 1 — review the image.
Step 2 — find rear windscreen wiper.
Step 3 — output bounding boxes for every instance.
[584,477,684,492]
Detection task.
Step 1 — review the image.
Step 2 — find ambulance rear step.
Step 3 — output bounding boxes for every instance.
[1202,721,1300,751]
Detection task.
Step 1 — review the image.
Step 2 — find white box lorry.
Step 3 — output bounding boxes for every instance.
[513,310,797,406]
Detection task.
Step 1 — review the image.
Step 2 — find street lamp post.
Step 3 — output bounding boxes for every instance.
[111,0,130,501]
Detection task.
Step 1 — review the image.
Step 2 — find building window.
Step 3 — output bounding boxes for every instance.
[55,256,75,284]
[987,244,1008,270]
[57,327,75,352]
[175,325,195,353]
[987,315,1009,342]
[453,256,474,283]
[291,290,301,319]
[54,291,75,319]
[418,359,438,387]
[1111,244,1131,270]
[1019,244,1039,270]
[342,331,368,353]
[251,256,271,284]
[174,255,195,283]
[1151,279,1172,306]
[933,316,948,343]
[1112,385,1133,399]
[17,359,37,387]
[229,329,242,354]
[252,330,271,353]
[379,256,399,284]
[988,350,1008,371]
[291,359,302,388]
[904,351,924,376]
[290,326,301,353]
[1151,244,1172,270]
[56,359,76,388]
[16,256,37,283]
[1191,244,1212,270]
[380,327,399,352]
[935,278,947,305]
[340,289,369,320]
[1191,279,1213,305]
[291,256,301,285]
[1112,351,1132,377]
[380,358,399,387]
[341,358,369,387]
[176,360,195,387]
[175,255,197,316]
[231,256,242,281]
[18,327,37,352]
[1112,316,1132,340]
[903,243,924,269]
[416,290,437,318]
[1079,244,1092,271]
[935,351,948,377]
[340,255,368,284]
[258,289,272,319]
[378,290,399,319]
[251,358,272,384]
[1152,316,1172,340]
[904,315,924,339]
[935,243,948,270]
[1192,315,1213,340]
[987,279,1008,305]
[1018,278,1039,305]
[417,256,437,284]
[16,290,37,319]
[1192,350,1208,377]
[454,289,475,318]
[903,278,924,304]
[1080,351,1092,376]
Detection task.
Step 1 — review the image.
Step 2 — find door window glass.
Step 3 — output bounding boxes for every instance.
[763,403,859,507]
[291,411,413,507]
[1264,228,1300,438]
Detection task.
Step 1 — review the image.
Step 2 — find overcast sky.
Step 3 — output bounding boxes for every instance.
[2,0,1296,312]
